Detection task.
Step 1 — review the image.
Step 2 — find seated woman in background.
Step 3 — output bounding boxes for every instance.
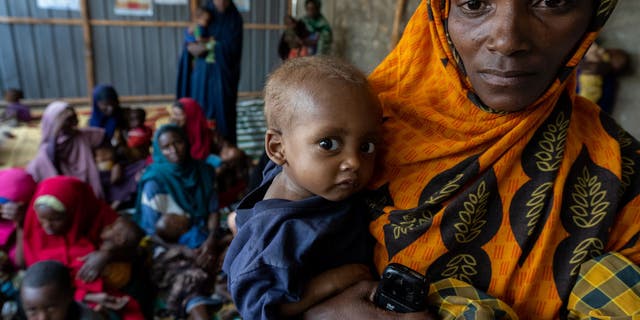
[170,98,249,208]
[0,169,36,312]
[0,169,36,268]
[170,98,213,161]
[26,102,105,199]
[22,176,145,320]
[89,84,126,144]
[135,124,221,320]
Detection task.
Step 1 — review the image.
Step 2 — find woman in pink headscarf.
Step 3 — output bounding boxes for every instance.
[26,101,105,198]
[0,168,36,268]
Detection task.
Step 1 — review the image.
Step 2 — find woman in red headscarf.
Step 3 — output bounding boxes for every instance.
[170,97,213,160]
[22,176,145,320]
[0,169,36,268]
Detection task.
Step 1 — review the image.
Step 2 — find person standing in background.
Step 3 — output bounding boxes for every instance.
[301,0,332,55]
[177,0,243,145]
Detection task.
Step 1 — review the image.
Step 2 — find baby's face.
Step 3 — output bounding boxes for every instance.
[278,81,381,201]
[196,11,211,26]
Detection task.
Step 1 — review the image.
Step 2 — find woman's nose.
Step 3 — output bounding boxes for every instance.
[485,3,532,56]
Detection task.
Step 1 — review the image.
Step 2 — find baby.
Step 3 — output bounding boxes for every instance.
[223,56,382,319]
[186,6,215,64]
[98,216,145,291]
[21,260,103,320]
[125,108,152,160]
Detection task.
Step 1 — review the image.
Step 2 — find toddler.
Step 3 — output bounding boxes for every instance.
[223,56,381,319]
[126,108,152,160]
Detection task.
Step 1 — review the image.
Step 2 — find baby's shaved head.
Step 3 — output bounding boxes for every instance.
[264,56,373,131]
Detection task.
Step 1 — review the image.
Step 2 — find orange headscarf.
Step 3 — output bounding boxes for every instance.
[368,0,638,318]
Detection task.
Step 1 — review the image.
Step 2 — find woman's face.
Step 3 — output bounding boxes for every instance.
[58,108,78,135]
[35,204,70,235]
[212,0,230,12]
[448,0,593,112]
[305,2,319,18]
[158,131,187,164]
[170,107,187,127]
[97,99,117,116]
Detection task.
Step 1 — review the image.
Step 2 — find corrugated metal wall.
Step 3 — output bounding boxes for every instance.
[0,0,287,99]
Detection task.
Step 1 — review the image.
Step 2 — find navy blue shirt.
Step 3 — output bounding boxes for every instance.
[222,162,372,320]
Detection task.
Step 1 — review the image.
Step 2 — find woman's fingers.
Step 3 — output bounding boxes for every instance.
[304,280,435,320]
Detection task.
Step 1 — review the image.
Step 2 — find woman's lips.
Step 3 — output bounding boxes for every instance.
[478,69,536,87]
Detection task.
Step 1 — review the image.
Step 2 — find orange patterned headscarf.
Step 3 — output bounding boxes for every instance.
[368,0,639,318]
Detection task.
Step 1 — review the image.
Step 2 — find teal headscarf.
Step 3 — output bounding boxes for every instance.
[135,124,216,222]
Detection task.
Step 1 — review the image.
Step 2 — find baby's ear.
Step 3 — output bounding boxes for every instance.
[265,129,286,165]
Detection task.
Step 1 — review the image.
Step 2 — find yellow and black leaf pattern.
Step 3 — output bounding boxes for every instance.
[380,154,481,260]
[553,146,620,304]
[600,112,640,208]
[427,169,501,291]
[510,95,571,266]
[453,181,489,244]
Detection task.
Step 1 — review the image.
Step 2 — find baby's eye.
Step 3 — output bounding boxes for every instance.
[360,142,376,154]
[319,138,340,151]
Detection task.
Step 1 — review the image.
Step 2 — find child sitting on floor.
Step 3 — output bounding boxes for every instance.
[125,108,152,161]
[94,144,123,208]
[278,15,312,60]
[223,56,381,319]
[1,88,32,126]
[20,260,102,320]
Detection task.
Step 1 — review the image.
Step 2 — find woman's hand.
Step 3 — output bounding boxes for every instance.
[303,280,436,320]
[0,201,25,225]
[279,264,372,317]
[77,251,111,283]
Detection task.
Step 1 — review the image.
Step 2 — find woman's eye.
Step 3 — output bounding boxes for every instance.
[533,0,572,8]
[319,138,339,151]
[461,0,485,11]
[360,142,376,154]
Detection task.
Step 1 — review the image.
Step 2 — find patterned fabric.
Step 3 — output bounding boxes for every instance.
[568,252,640,319]
[367,1,639,319]
[428,278,518,320]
